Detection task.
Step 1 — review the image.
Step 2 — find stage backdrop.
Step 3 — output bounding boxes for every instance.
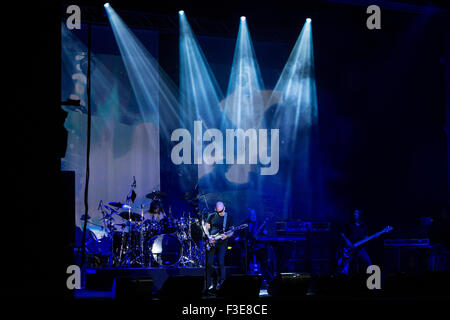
[62,21,323,233]
[61,24,160,238]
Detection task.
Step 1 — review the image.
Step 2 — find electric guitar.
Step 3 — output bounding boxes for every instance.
[206,224,248,250]
[336,225,394,275]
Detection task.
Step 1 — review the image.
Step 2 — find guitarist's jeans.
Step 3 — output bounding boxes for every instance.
[354,248,372,273]
[206,242,227,289]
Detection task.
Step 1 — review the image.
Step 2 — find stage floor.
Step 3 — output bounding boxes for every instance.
[85,266,240,292]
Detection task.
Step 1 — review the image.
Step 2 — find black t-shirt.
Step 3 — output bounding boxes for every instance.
[346,222,368,244]
[207,212,234,236]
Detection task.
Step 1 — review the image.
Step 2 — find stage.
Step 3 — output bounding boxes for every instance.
[4,1,450,312]
[83,266,240,292]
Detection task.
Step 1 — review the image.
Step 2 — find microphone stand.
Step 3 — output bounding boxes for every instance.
[80,21,92,269]
[200,195,212,292]
[123,177,137,266]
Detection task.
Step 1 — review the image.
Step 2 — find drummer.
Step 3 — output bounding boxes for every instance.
[144,200,166,222]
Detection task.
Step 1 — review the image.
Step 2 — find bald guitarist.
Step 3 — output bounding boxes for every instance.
[204,202,234,291]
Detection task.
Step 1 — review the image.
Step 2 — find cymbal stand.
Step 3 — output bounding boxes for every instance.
[117,215,128,266]
[132,205,146,267]
[99,202,115,267]
[120,207,139,267]
[120,176,144,267]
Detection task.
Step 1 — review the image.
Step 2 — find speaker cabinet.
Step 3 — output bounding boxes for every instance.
[159,275,204,299]
[114,277,153,300]
[268,272,311,297]
[216,274,262,299]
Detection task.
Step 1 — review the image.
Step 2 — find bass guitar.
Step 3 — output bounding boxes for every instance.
[336,225,394,275]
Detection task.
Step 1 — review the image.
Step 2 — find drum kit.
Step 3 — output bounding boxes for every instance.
[87,179,207,268]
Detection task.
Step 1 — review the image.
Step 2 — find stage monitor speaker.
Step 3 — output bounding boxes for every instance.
[268,272,311,297]
[313,274,372,296]
[159,275,204,299]
[217,274,262,299]
[383,272,450,297]
[114,277,153,300]
[422,271,450,296]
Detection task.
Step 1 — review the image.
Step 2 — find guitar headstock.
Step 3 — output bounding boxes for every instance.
[383,226,394,233]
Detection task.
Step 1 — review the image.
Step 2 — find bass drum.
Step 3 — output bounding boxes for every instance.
[147,234,182,267]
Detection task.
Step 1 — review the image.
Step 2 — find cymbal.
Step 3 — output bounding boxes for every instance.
[145,190,166,199]
[119,211,142,221]
[108,202,132,209]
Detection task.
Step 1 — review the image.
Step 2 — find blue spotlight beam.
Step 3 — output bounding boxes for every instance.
[179,12,225,185]
[179,12,223,129]
[216,17,268,184]
[222,17,265,131]
[105,5,180,137]
[269,19,318,218]
[271,19,317,147]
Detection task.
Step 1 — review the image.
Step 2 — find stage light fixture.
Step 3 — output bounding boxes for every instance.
[306,18,311,23]
[179,10,184,15]
[241,16,246,21]
[104,3,110,8]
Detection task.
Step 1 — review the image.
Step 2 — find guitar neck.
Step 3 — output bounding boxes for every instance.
[213,229,233,239]
[212,224,247,240]
[354,230,386,247]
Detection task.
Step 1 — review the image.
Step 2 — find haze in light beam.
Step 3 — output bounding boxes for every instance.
[219,17,268,184]
[222,18,265,130]
[179,12,224,181]
[269,19,318,217]
[179,13,223,128]
[105,5,180,138]
[270,19,317,148]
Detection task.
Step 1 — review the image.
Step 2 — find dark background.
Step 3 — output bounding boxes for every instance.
[3,0,449,298]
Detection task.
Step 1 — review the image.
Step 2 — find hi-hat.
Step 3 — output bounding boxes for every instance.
[145,190,166,199]
[119,211,142,221]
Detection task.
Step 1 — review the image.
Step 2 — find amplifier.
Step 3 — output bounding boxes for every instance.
[307,222,331,232]
[384,238,430,247]
[276,221,331,235]
[276,221,307,235]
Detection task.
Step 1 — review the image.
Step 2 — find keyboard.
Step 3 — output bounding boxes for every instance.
[255,236,307,242]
